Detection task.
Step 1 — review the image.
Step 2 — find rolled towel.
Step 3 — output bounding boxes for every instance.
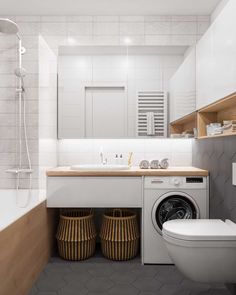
[147,112,155,136]
[150,160,159,169]
[139,160,150,169]
[159,158,169,169]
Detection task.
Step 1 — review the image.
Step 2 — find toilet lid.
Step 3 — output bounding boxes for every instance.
[162,219,236,241]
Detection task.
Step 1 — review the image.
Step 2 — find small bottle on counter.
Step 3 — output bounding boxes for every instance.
[119,154,123,165]
[115,154,119,165]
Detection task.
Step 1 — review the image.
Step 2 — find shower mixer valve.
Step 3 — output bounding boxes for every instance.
[5,168,34,174]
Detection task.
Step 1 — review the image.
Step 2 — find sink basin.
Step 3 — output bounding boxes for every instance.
[70,164,130,171]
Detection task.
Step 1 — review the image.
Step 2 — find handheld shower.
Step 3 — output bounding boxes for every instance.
[15,67,26,92]
[15,67,26,78]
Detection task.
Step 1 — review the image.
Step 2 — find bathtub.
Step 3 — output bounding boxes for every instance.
[0,189,56,295]
[0,189,46,231]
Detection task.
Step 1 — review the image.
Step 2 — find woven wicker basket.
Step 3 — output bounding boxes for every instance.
[100,209,140,261]
[56,209,96,261]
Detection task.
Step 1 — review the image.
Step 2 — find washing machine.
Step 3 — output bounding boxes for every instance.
[142,176,209,264]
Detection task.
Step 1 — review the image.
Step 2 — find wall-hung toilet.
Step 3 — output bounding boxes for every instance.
[162,219,236,283]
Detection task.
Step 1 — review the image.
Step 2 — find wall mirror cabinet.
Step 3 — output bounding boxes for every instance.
[57,45,189,139]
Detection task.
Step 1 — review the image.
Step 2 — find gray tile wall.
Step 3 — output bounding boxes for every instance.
[192,137,236,221]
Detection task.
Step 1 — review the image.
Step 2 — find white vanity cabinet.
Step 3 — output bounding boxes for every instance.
[169,47,196,122]
[196,0,236,109]
[47,177,142,208]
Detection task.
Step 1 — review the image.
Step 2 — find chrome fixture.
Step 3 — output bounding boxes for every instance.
[99,147,107,165]
[0,18,33,191]
[0,18,19,35]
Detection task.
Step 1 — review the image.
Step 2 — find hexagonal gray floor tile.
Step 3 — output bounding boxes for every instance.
[88,264,115,277]
[131,264,160,278]
[156,268,184,284]
[29,257,231,295]
[110,270,138,284]
[85,277,114,292]
[189,288,231,295]
[181,279,211,293]
[108,283,139,295]
[132,276,162,292]
[160,284,190,295]
[208,289,232,295]
[44,263,72,279]
[36,274,67,292]
[69,262,93,273]
[57,280,88,295]
[64,271,92,284]
[111,261,138,272]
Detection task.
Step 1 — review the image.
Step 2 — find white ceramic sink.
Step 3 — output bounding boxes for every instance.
[70,164,130,171]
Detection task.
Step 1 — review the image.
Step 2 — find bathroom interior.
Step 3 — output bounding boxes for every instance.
[1,0,236,294]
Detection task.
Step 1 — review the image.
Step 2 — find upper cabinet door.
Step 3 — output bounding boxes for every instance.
[196,0,236,110]
[169,47,196,122]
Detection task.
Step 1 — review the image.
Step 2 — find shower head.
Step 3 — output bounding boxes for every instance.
[15,67,26,78]
[0,18,19,35]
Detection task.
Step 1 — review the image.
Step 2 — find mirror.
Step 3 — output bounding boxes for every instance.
[57,45,187,138]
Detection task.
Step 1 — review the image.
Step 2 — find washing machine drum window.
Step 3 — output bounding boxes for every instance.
[154,195,197,231]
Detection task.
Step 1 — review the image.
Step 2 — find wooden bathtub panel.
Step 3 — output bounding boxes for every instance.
[0,201,57,295]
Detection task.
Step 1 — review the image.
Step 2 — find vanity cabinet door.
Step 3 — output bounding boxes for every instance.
[47,177,142,208]
[169,47,196,122]
[196,0,236,109]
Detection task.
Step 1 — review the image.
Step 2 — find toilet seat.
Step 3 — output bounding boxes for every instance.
[162,219,236,241]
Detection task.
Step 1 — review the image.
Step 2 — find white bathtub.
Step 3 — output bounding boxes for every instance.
[0,189,46,231]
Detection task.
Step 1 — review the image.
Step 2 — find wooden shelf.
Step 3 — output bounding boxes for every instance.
[197,92,236,138]
[199,92,236,113]
[170,112,197,136]
[197,132,236,139]
[169,92,236,139]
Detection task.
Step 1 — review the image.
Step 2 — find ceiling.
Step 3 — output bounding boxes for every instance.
[0,0,221,16]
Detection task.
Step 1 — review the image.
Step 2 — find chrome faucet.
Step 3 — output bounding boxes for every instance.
[100,148,107,165]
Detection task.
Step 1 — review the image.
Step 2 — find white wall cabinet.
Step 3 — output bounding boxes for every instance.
[196,0,236,109]
[58,47,183,138]
[85,86,127,138]
[47,177,142,208]
[169,47,196,122]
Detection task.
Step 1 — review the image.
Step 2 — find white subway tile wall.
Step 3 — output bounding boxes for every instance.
[58,139,193,167]
[0,15,210,188]
[38,36,58,189]
[16,14,210,50]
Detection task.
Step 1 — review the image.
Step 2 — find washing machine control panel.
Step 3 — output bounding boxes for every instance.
[144,176,207,189]
[186,177,204,183]
[170,177,182,186]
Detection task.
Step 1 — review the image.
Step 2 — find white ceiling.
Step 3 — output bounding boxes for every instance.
[0,0,221,16]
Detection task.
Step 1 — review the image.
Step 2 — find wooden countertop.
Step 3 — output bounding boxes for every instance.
[46,166,208,177]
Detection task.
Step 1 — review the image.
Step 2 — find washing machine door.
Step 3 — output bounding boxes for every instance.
[152,192,198,234]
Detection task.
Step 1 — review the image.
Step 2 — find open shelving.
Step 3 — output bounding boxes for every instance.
[169,92,236,139]
[170,111,197,137]
[197,92,236,139]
